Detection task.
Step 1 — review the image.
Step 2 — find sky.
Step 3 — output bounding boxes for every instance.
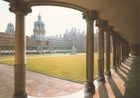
[0,1,86,37]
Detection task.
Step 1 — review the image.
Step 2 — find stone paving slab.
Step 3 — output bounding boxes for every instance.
[0,56,140,98]
[0,64,83,98]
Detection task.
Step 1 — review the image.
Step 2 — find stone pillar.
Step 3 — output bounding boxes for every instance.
[117,35,121,66]
[120,37,123,62]
[124,40,127,59]
[120,37,123,63]
[124,40,127,60]
[0,46,1,55]
[122,39,125,62]
[116,34,119,67]
[127,42,130,58]
[83,10,97,96]
[126,42,128,58]
[96,20,107,82]
[9,1,31,98]
[105,26,112,77]
[121,39,123,62]
[112,32,117,70]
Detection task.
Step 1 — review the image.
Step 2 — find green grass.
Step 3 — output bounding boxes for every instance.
[0,53,112,83]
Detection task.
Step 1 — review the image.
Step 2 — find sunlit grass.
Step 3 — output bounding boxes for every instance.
[0,53,112,83]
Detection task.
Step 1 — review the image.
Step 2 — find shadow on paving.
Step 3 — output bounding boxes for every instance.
[123,56,140,98]
[1,56,140,98]
[98,84,109,98]
[97,56,140,98]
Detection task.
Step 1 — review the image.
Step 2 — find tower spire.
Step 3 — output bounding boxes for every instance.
[38,13,41,21]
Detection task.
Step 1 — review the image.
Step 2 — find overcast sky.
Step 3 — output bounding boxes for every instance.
[0,1,86,36]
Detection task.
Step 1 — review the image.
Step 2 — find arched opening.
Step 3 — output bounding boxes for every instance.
[1,1,139,98]
[25,5,86,97]
[1,1,116,97]
[0,1,97,98]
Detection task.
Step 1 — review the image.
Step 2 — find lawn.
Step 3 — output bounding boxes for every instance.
[0,53,112,83]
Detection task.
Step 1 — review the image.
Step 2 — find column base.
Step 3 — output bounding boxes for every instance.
[13,91,28,98]
[84,92,94,98]
[117,63,120,67]
[105,70,111,78]
[112,66,117,71]
[97,75,105,83]
[119,60,122,65]
[84,82,95,97]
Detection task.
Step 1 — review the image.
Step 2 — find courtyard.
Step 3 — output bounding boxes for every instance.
[0,53,105,83]
[0,56,140,98]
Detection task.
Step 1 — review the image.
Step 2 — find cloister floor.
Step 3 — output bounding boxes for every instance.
[0,56,140,98]
[0,64,83,98]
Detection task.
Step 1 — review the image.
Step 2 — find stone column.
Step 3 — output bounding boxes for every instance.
[9,1,31,98]
[115,34,119,67]
[0,46,2,55]
[120,38,122,62]
[124,40,127,60]
[122,39,125,62]
[117,35,121,66]
[96,20,107,82]
[126,42,128,58]
[127,42,130,58]
[105,26,112,77]
[83,10,97,96]
[120,37,123,62]
[112,32,117,70]
[121,39,123,62]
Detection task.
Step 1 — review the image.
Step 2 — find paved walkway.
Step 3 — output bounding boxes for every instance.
[0,64,83,98]
[92,56,140,98]
[0,56,140,98]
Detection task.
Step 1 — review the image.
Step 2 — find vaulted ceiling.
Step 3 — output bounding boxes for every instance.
[3,0,140,44]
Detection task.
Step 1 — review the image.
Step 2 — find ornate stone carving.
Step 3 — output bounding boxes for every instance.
[105,26,113,32]
[9,1,32,15]
[96,19,108,30]
[83,10,98,21]
[112,31,118,37]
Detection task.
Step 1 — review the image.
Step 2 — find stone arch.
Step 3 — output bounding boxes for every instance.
[29,0,87,12]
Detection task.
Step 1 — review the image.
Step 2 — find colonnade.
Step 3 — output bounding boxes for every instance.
[80,11,130,96]
[6,1,130,98]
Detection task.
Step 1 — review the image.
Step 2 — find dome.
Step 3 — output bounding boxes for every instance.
[5,22,14,33]
[34,14,45,30]
[33,14,46,40]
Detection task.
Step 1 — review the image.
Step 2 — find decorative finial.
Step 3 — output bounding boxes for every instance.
[38,13,41,21]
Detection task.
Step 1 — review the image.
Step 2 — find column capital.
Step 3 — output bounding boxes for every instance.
[105,26,113,32]
[83,10,98,22]
[122,38,125,42]
[96,19,108,30]
[116,34,121,41]
[112,31,118,37]
[119,36,123,41]
[118,34,121,40]
[9,1,32,15]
